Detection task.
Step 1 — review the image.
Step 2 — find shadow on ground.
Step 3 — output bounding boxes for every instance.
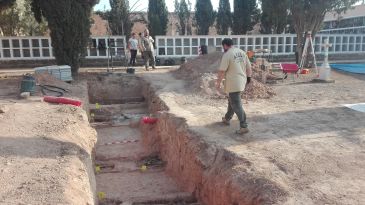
[194,106,365,146]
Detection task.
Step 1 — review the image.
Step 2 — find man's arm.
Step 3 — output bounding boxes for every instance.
[138,39,143,52]
[127,39,131,50]
[245,54,252,84]
[216,54,229,89]
[216,71,225,89]
[140,38,146,51]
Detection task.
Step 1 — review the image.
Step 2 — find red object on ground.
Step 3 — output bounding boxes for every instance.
[43,96,82,107]
[300,69,310,74]
[281,63,300,74]
[142,116,158,124]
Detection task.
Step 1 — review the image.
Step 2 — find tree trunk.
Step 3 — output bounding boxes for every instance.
[296,31,304,65]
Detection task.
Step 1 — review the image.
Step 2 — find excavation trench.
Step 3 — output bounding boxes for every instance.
[87,73,200,205]
[86,73,284,205]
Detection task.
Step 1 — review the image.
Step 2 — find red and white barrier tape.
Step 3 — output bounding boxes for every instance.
[101,139,139,146]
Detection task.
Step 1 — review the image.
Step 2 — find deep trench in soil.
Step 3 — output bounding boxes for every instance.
[87,73,200,205]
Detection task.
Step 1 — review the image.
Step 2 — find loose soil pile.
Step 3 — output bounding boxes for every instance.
[0,102,97,204]
[174,52,276,99]
[34,72,86,99]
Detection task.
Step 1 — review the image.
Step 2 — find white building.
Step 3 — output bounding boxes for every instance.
[320,4,365,34]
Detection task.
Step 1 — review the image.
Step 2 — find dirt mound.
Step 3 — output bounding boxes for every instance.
[174,52,275,99]
[34,72,87,100]
[0,102,97,204]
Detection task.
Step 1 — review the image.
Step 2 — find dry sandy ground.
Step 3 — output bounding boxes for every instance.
[0,77,97,204]
[142,70,365,205]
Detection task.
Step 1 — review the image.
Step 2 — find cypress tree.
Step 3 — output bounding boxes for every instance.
[216,0,232,35]
[261,0,290,34]
[31,0,97,76]
[148,0,168,38]
[232,0,257,34]
[175,0,190,35]
[109,0,131,37]
[195,0,215,35]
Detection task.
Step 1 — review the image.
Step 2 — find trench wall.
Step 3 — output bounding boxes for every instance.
[140,81,287,205]
[86,73,144,105]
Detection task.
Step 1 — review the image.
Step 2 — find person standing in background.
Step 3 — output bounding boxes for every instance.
[141,29,156,71]
[128,33,138,66]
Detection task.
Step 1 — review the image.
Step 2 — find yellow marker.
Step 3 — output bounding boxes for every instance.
[97,192,106,200]
[95,103,100,109]
[141,165,147,172]
[95,166,101,174]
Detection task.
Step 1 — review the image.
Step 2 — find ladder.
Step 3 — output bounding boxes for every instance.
[299,32,318,75]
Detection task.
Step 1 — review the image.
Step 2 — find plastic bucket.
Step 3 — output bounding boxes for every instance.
[20,75,36,94]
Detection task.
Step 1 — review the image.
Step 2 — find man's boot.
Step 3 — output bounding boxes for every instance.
[236,127,249,135]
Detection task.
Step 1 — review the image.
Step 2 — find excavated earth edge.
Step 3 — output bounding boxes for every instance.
[0,77,97,204]
[0,102,97,205]
[140,79,288,205]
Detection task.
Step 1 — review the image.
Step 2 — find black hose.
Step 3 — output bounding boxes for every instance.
[38,84,68,97]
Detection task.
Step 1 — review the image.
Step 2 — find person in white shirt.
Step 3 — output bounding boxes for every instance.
[128,33,139,66]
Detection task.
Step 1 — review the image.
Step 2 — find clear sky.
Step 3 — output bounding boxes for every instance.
[94,0,235,11]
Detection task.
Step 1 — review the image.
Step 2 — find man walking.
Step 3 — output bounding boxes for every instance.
[141,29,156,71]
[216,38,252,135]
[128,33,138,66]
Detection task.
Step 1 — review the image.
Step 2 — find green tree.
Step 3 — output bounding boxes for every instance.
[0,0,15,10]
[0,0,47,36]
[174,0,191,35]
[96,0,146,37]
[31,0,97,76]
[109,0,132,37]
[0,2,19,36]
[232,0,258,34]
[18,0,48,36]
[195,0,215,35]
[216,0,232,35]
[290,0,358,60]
[261,0,290,34]
[148,0,168,37]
